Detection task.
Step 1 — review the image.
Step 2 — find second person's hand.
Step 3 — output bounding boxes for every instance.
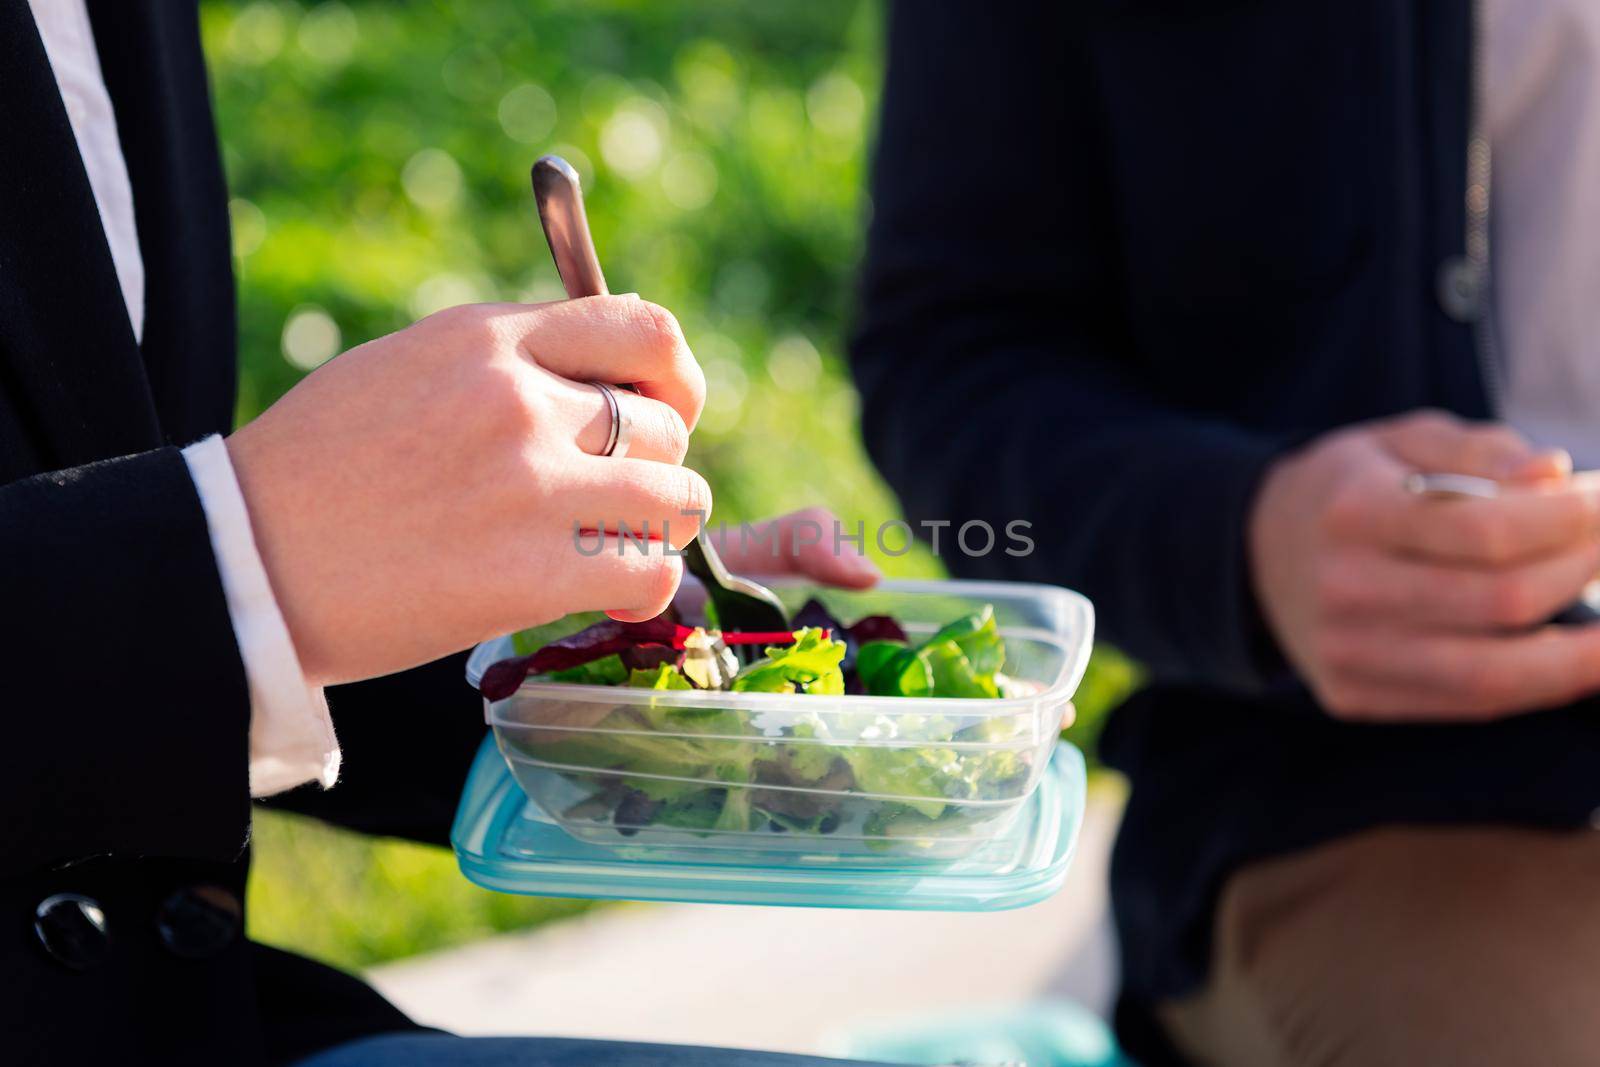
[1250,410,1600,720]
[708,507,882,589]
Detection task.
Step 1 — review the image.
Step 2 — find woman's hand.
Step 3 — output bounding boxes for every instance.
[227,296,709,685]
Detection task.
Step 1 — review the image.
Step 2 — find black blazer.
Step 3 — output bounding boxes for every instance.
[852,1,1600,1062]
[0,4,486,1064]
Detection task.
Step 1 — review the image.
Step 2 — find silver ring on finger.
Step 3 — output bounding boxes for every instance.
[1402,471,1500,500]
[587,380,631,459]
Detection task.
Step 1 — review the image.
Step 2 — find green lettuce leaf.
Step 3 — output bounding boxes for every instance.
[866,646,932,697]
[626,663,693,689]
[547,654,628,686]
[713,786,756,832]
[730,627,846,694]
[922,641,998,699]
[855,639,907,692]
[511,612,608,656]
[623,776,702,803]
[926,606,1005,677]
[841,745,953,819]
[863,607,1004,699]
[653,789,726,830]
[785,725,845,780]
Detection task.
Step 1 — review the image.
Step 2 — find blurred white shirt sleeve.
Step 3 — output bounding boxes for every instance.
[183,436,341,796]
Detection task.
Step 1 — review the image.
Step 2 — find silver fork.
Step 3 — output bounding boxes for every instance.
[1405,470,1600,623]
[530,155,790,635]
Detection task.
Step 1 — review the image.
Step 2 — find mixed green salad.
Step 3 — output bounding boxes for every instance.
[480,601,1053,842]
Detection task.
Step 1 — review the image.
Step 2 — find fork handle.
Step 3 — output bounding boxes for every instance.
[532,156,609,299]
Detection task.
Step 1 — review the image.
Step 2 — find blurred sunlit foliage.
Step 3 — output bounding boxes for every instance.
[206,0,1137,971]
[208,0,901,534]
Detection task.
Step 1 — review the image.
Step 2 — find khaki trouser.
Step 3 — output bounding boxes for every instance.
[1159,824,1600,1067]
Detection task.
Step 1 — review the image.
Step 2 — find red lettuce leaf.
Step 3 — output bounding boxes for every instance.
[793,599,907,647]
[792,598,845,634]
[619,644,684,672]
[847,614,908,645]
[480,616,691,699]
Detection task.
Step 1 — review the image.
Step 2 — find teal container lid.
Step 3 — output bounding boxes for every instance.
[451,734,1087,911]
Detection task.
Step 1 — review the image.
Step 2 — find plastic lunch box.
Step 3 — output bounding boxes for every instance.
[465,579,1094,862]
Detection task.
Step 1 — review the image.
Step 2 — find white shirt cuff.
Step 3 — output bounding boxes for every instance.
[181,434,340,797]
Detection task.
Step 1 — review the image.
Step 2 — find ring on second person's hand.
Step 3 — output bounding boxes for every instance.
[587,380,631,459]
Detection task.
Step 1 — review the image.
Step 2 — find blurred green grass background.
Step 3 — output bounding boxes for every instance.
[206,0,1139,973]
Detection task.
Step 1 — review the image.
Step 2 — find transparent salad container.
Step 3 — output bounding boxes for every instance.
[465,579,1093,862]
